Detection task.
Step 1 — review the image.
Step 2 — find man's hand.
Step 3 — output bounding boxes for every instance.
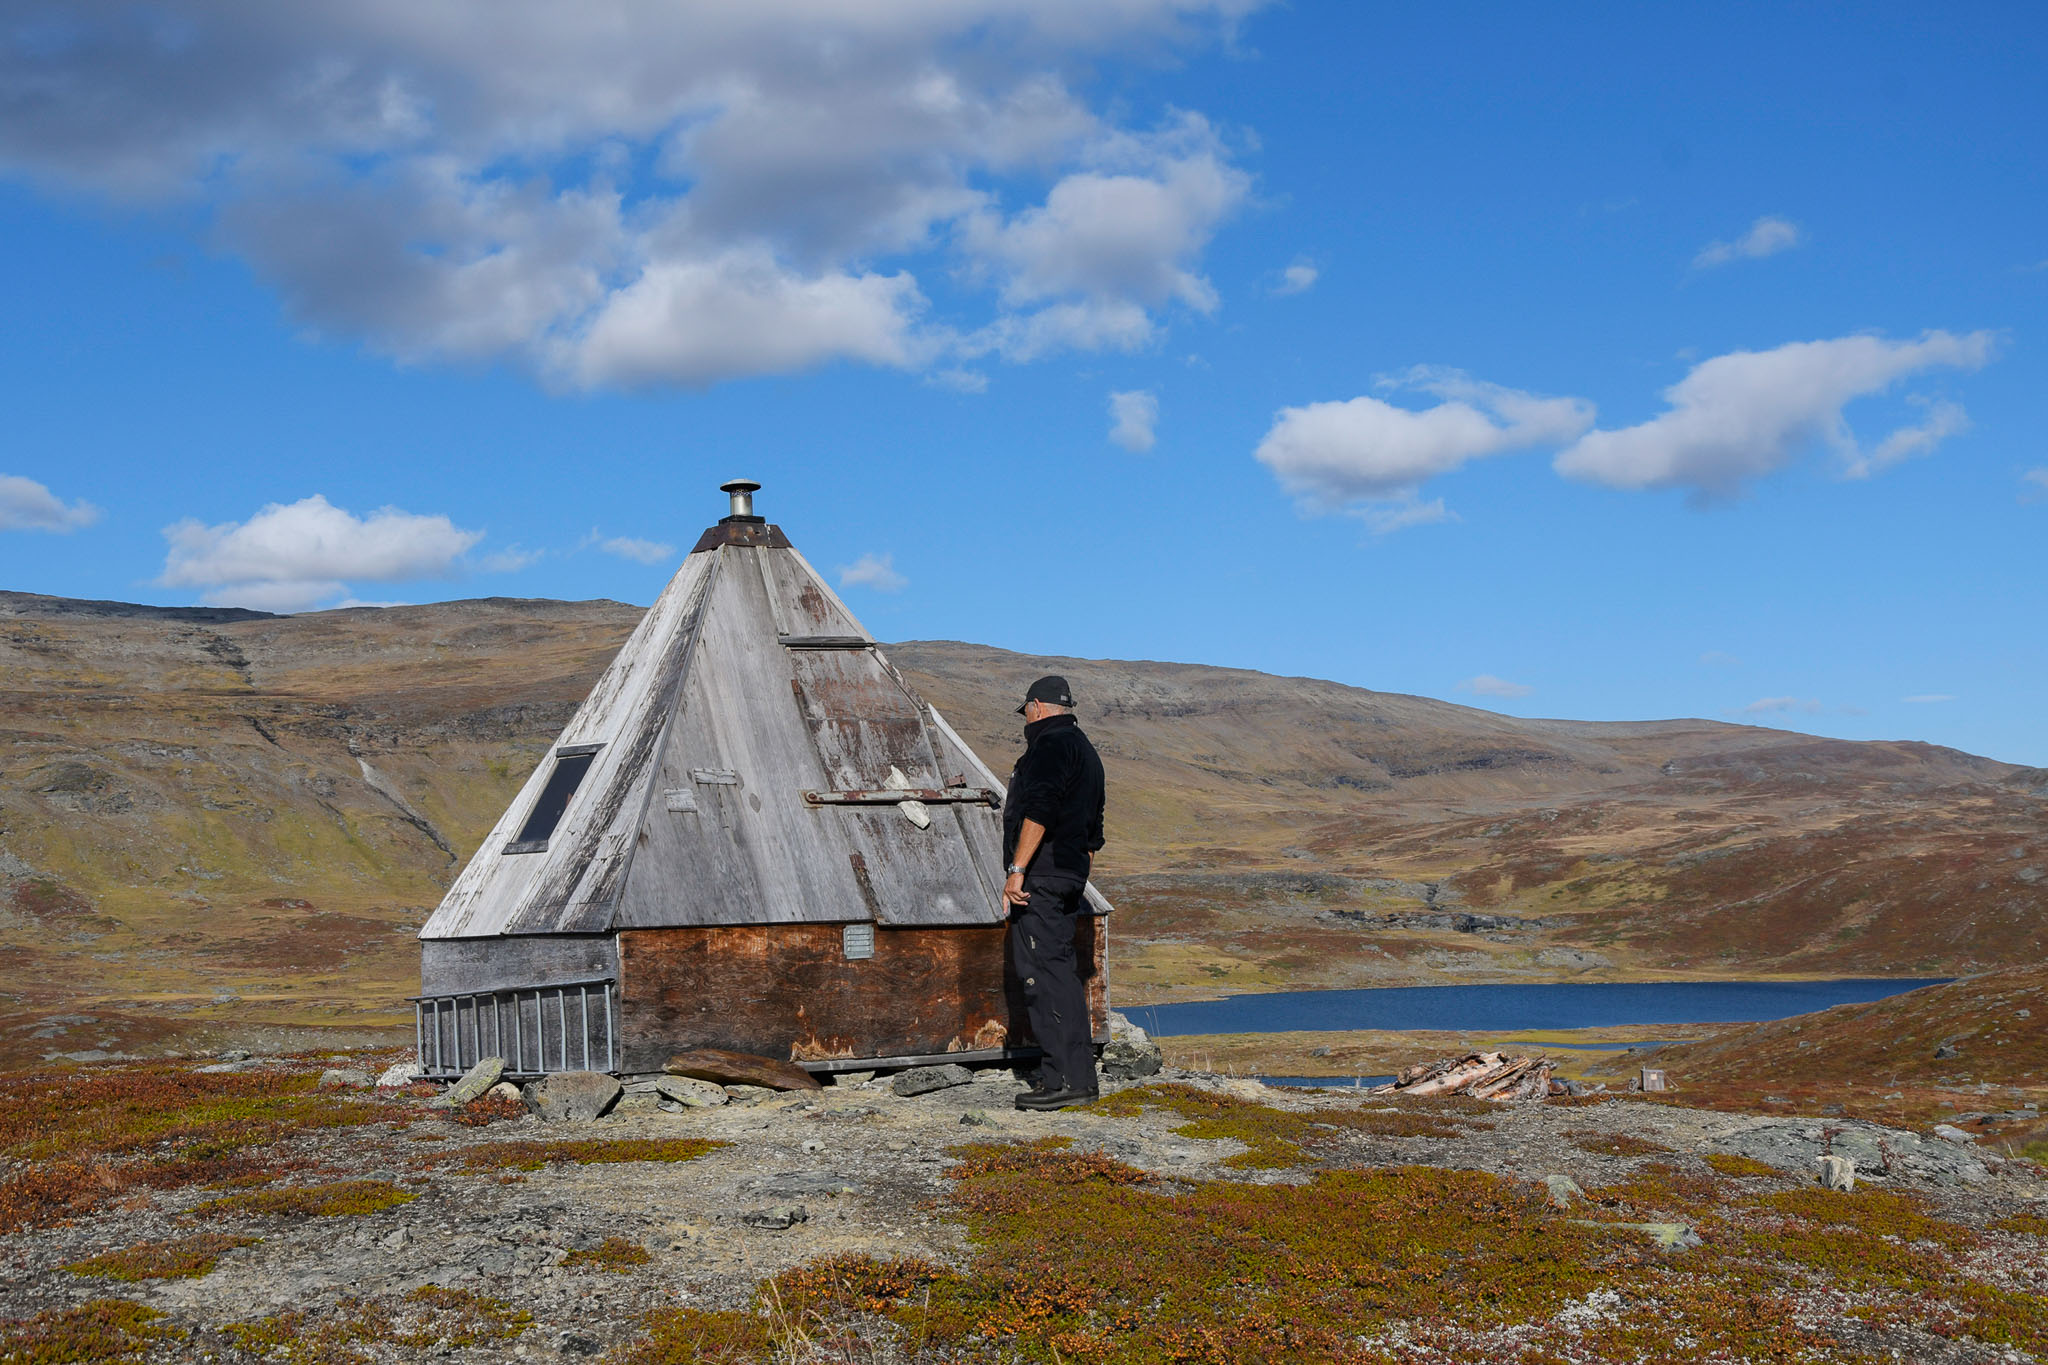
[1003,871,1029,906]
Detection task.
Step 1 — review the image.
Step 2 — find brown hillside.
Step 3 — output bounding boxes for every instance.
[1,592,2042,1064]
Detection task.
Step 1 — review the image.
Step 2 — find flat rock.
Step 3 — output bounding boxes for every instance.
[663,1048,821,1092]
[376,1062,424,1088]
[1705,1116,1989,1186]
[1931,1124,1977,1145]
[653,1075,727,1107]
[724,1084,774,1102]
[739,1204,808,1231]
[430,1056,505,1108]
[892,1064,975,1097]
[522,1071,621,1122]
[317,1067,374,1090]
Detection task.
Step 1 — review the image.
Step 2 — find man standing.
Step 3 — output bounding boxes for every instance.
[1002,674,1107,1111]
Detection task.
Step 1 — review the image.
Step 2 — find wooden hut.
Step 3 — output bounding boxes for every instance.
[415,481,1110,1079]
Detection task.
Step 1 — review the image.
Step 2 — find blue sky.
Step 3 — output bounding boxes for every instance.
[2,4,2044,764]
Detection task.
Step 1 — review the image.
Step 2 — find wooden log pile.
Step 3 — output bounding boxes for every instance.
[1368,1051,1557,1102]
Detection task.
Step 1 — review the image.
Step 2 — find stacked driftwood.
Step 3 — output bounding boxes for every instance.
[1368,1052,1556,1102]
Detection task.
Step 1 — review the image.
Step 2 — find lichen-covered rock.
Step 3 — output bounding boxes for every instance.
[430,1056,504,1108]
[317,1067,373,1090]
[1817,1155,1856,1191]
[891,1064,973,1097]
[375,1061,423,1088]
[653,1075,727,1107]
[522,1070,621,1122]
[1102,1038,1164,1081]
[1706,1117,1988,1185]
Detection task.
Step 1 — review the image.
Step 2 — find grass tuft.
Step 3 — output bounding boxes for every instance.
[1704,1153,1782,1177]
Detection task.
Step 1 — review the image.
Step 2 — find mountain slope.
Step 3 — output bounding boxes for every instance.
[1,592,2041,1063]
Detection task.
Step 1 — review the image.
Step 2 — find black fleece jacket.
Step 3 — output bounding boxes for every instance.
[1003,713,1106,880]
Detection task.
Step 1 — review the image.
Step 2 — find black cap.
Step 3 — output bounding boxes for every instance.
[1016,674,1074,714]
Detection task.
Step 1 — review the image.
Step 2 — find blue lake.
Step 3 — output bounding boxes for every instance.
[1126,978,1950,1039]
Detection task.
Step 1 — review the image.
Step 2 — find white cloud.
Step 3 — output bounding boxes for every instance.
[159,495,483,613]
[1902,694,1957,704]
[1272,257,1317,295]
[1843,398,1968,479]
[838,552,907,593]
[1254,366,1593,513]
[1698,650,1742,667]
[1459,675,1532,699]
[478,545,544,572]
[1736,696,1825,716]
[1108,389,1158,452]
[1554,331,1994,499]
[564,251,927,389]
[0,3,1260,389]
[927,368,989,394]
[1693,216,1803,269]
[2022,468,2048,501]
[597,536,675,565]
[0,475,100,532]
[1355,497,1454,535]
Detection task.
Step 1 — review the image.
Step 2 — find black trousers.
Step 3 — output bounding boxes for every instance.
[1009,875,1096,1092]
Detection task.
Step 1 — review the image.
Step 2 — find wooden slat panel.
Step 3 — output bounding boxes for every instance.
[759,543,867,641]
[422,551,717,939]
[421,935,618,995]
[615,921,1106,1072]
[615,548,868,928]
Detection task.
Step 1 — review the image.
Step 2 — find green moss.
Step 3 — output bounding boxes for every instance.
[564,1236,652,1273]
[1704,1153,1781,1177]
[1088,1082,1471,1169]
[188,1179,417,1219]
[229,1289,530,1362]
[0,1299,185,1364]
[436,1137,726,1173]
[65,1233,258,1281]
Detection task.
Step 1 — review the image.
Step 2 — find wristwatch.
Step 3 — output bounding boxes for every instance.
[1005,864,1025,876]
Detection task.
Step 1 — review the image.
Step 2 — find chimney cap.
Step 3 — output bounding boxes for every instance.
[719,478,764,525]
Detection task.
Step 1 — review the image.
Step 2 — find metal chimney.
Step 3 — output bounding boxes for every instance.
[719,478,763,523]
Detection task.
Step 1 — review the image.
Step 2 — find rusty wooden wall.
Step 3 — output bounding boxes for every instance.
[614,919,1106,1072]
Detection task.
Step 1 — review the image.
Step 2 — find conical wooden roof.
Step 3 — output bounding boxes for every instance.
[422,504,1094,940]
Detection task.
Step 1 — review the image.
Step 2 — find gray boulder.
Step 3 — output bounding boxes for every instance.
[891,1064,974,1097]
[376,1061,424,1088]
[429,1056,504,1108]
[317,1067,374,1090]
[1818,1155,1856,1191]
[522,1070,622,1122]
[654,1075,727,1108]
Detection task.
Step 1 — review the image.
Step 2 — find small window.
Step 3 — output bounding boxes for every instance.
[504,747,600,853]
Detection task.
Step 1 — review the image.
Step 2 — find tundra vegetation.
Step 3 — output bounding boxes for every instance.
[0,1034,2041,1364]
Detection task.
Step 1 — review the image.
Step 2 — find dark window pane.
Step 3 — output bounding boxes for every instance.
[510,751,597,849]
